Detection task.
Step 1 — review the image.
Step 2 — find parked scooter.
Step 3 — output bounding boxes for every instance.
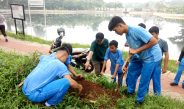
[49,27,94,73]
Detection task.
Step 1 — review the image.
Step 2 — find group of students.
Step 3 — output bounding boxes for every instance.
[21,16,184,106]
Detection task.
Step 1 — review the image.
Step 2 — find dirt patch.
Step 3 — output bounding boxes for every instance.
[69,77,121,108]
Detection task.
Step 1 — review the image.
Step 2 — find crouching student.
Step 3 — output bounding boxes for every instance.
[22,43,83,107]
[101,40,124,90]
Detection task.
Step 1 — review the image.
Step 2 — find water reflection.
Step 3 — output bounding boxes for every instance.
[5,14,184,59]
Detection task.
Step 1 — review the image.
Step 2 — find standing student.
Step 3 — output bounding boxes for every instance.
[149,26,169,73]
[85,32,109,76]
[101,40,124,89]
[170,46,184,89]
[108,16,162,105]
[125,23,146,88]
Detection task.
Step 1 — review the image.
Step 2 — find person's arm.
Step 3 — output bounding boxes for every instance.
[85,51,93,69]
[162,52,169,73]
[129,37,158,54]
[112,64,119,79]
[64,75,83,94]
[122,53,132,74]
[101,48,109,74]
[101,60,107,74]
[86,51,93,61]
[68,64,77,76]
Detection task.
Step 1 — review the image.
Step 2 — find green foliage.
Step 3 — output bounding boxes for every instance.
[0,50,184,108]
[116,95,184,109]
[167,59,178,73]
[0,50,40,108]
[0,0,123,10]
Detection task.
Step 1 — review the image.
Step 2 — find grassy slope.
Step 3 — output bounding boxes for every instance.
[0,50,183,109]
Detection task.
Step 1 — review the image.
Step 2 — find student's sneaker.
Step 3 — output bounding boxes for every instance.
[170,82,178,86]
[123,89,135,97]
[45,102,51,107]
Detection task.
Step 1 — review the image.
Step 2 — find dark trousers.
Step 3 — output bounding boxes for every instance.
[0,25,7,37]
[92,61,103,75]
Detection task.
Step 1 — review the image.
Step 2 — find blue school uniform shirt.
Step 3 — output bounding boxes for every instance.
[126,25,162,63]
[104,48,124,74]
[22,53,70,95]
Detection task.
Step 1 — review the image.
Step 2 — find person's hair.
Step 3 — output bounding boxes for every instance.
[109,40,118,48]
[108,16,126,31]
[138,23,146,29]
[57,43,72,55]
[149,26,159,34]
[96,32,104,40]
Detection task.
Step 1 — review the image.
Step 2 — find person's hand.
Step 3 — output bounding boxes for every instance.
[76,74,84,80]
[175,61,180,65]
[162,67,167,73]
[85,60,90,70]
[122,65,128,74]
[129,48,137,54]
[111,75,116,79]
[78,84,83,94]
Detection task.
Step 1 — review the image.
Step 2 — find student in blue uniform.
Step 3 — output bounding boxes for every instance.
[170,46,184,89]
[125,23,146,91]
[22,44,83,107]
[148,26,169,95]
[108,16,162,105]
[101,40,124,89]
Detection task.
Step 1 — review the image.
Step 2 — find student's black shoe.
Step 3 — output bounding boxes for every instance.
[134,101,143,107]
[123,89,135,97]
[170,82,178,86]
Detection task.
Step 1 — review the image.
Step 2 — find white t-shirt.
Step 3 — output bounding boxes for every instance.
[0,14,5,25]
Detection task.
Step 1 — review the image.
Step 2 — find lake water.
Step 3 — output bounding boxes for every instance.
[4,13,184,60]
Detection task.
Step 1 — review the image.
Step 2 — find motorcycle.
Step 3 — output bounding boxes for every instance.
[70,48,94,73]
[49,27,94,73]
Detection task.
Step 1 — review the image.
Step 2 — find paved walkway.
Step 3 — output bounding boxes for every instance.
[0,36,184,100]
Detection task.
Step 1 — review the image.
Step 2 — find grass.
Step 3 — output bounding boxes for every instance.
[167,59,178,73]
[0,50,184,108]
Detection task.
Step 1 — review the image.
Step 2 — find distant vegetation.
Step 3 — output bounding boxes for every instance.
[0,0,123,10]
[0,0,184,14]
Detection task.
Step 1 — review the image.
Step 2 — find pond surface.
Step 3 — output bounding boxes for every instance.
[5,13,184,59]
